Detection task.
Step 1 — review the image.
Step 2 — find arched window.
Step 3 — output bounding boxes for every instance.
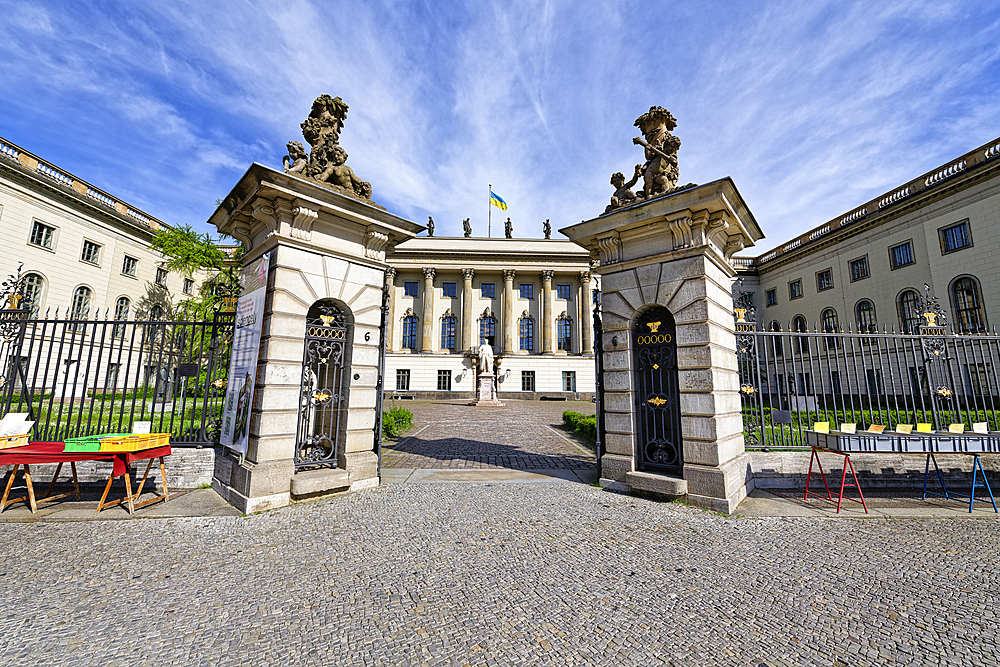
[480,316,496,347]
[855,299,876,334]
[557,317,572,351]
[768,320,783,357]
[23,273,44,318]
[402,315,418,349]
[519,317,534,351]
[822,308,840,349]
[149,305,165,320]
[70,286,92,320]
[793,315,809,353]
[952,276,986,333]
[440,315,456,350]
[898,289,921,334]
[113,297,130,338]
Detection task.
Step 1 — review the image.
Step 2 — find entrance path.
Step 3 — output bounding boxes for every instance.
[381,399,597,472]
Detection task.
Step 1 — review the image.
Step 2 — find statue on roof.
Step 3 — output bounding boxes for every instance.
[427,216,435,237]
[282,94,378,206]
[463,218,472,237]
[543,219,551,239]
[504,217,513,239]
[604,106,694,214]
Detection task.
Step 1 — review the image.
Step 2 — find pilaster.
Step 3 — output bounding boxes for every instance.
[421,267,435,353]
[461,268,475,352]
[540,270,555,355]
[502,268,516,354]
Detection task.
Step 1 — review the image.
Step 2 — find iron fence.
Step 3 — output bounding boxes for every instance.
[734,283,1000,449]
[0,306,234,446]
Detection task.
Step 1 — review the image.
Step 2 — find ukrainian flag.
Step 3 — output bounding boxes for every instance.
[490,190,507,211]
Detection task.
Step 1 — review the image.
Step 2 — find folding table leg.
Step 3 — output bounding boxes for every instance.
[844,454,869,514]
[805,448,833,501]
[133,458,155,499]
[922,453,950,501]
[44,462,64,498]
[23,464,37,513]
[0,464,19,511]
[123,468,135,515]
[70,462,80,500]
[970,455,998,514]
[96,472,115,514]
[159,457,170,503]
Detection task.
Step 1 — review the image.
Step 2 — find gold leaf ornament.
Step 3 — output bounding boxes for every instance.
[646,321,661,333]
[647,396,667,407]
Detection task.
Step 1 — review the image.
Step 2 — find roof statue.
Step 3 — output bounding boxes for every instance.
[463,218,472,238]
[543,219,551,239]
[605,106,695,214]
[427,216,434,237]
[504,217,513,239]
[282,94,378,206]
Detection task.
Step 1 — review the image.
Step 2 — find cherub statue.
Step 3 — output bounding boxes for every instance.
[632,106,681,198]
[504,217,513,239]
[543,219,551,239]
[605,164,642,213]
[477,341,494,375]
[317,145,371,199]
[282,141,308,175]
[427,216,435,237]
[463,218,472,238]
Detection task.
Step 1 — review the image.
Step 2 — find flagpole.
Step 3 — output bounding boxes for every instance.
[488,183,492,238]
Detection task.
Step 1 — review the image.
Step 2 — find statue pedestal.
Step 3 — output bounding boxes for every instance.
[470,373,504,407]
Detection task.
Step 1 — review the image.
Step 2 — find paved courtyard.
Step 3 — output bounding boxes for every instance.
[382,400,597,471]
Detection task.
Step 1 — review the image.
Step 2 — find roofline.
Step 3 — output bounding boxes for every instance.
[0,136,171,235]
[734,136,1000,270]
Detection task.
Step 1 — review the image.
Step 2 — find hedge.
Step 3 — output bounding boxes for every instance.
[562,410,597,440]
[382,405,414,439]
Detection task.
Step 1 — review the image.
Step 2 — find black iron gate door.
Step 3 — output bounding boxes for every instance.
[633,306,683,474]
[296,301,351,470]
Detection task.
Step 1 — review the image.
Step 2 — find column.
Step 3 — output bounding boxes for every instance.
[502,269,516,354]
[540,270,554,354]
[579,270,592,354]
[420,267,435,353]
[461,268,475,352]
[385,267,397,352]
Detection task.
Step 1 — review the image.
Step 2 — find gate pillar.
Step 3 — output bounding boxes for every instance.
[208,165,422,513]
[561,179,763,513]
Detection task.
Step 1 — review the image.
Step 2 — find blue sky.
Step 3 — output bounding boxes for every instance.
[2,1,998,253]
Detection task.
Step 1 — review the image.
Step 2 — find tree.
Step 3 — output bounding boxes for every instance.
[149,225,243,320]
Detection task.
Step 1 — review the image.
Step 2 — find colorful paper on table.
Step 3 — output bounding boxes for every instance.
[813,421,829,434]
[840,423,856,434]
[916,423,933,433]
[132,421,151,434]
[973,421,988,434]
[867,424,885,434]
[949,423,965,434]
[896,424,913,434]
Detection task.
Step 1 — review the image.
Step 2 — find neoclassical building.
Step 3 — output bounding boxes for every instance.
[384,237,598,398]
[735,136,1000,344]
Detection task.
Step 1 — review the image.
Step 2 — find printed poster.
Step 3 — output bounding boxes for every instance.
[220,253,270,453]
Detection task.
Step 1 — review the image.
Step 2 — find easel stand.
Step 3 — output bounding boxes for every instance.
[922,452,998,513]
[804,447,869,514]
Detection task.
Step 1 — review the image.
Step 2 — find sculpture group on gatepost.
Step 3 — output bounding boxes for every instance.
[282,95,378,206]
[604,106,696,214]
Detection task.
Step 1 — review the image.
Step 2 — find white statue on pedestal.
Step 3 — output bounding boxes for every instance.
[477,342,494,374]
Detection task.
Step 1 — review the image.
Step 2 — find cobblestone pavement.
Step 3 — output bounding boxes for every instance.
[1,480,998,666]
[382,400,597,470]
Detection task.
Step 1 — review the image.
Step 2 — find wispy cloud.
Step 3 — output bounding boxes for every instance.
[1,0,998,250]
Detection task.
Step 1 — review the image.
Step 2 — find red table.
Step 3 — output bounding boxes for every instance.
[0,442,171,514]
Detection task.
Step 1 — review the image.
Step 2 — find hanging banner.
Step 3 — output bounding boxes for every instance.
[220,253,270,453]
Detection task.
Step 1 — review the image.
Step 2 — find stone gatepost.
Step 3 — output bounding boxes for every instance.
[208,164,421,513]
[561,178,763,513]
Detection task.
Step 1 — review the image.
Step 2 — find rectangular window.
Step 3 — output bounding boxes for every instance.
[80,240,102,265]
[521,371,535,392]
[796,373,812,395]
[29,221,55,249]
[939,220,972,254]
[122,255,138,277]
[107,362,121,388]
[865,369,884,395]
[849,256,869,282]
[183,278,194,295]
[437,369,452,391]
[519,283,533,299]
[830,371,842,395]
[519,318,533,351]
[965,363,992,395]
[557,319,572,351]
[889,241,915,269]
[788,279,803,300]
[481,283,495,299]
[404,281,418,297]
[155,267,168,287]
[562,371,577,392]
[440,316,455,350]
[442,282,456,298]
[395,369,410,391]
[765,289,777,307]
[557,284,571,300]
[816,269,833,292]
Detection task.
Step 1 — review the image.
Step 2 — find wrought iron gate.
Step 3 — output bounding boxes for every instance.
[295,301,351,470]
[633,306,683,474]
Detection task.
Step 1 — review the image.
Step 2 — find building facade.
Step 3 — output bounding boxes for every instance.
[384,237,598,398]
[735,137,1000,349]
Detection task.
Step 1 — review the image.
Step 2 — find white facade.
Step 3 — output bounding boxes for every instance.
[736,137,1000,340]
[385,237,598,397]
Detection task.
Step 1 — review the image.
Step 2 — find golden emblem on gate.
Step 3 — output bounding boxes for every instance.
[648,396,667,407]
[923,311,937,326]
[652,364,659,370]
[646,321,661,333]
[320,314,335,327]
[313,391,331,402]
